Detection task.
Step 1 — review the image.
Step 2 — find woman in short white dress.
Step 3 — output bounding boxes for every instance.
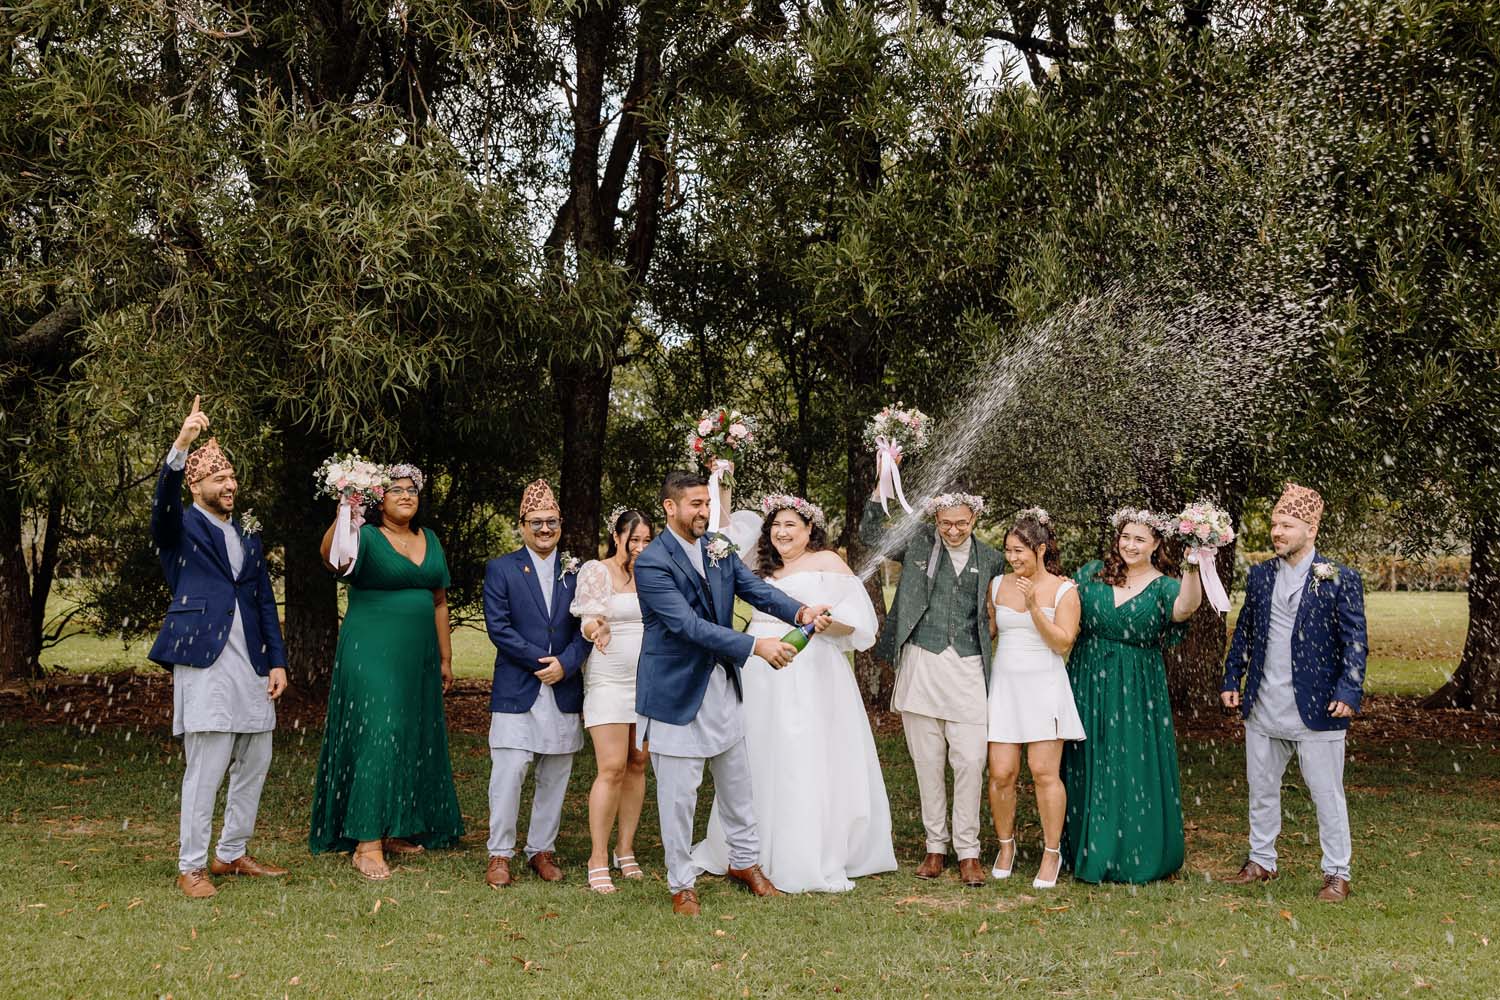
[571,508,654,894]
[986,509,1084,889]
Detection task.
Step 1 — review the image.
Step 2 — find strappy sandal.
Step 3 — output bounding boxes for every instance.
[353,850,392,881]
[587,866,617,894]
[383,837,425,855]
[613,853,645,880]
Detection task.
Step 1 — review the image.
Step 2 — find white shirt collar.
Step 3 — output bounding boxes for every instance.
[527,546,557,574]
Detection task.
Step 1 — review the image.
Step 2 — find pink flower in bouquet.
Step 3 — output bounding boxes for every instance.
[698,417,714,435]
[729,422,748,438]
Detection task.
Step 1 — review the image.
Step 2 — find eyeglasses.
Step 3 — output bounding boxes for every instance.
[524,518,560,531]
[387,486,421,498]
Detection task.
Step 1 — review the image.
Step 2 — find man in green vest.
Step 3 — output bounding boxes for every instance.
[862,481,1003,888]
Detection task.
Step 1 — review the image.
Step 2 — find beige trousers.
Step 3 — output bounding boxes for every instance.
[901,711,988,860]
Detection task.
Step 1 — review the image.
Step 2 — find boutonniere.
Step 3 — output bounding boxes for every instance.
[238,511,262,536]
[1311,562,1339,590]
[559,552,581,576]
[705,533,737,567]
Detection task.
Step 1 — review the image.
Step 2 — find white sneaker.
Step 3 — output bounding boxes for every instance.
[1033,846,1062,889]
[991,838,1016,880]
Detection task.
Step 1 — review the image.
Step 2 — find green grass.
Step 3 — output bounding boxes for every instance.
[45,588,1472,696]
[4,719,1499,997]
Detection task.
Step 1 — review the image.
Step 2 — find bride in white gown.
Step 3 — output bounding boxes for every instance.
[690,495,897,893]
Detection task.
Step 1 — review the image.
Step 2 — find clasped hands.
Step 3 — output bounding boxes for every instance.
[1219,689,1355,719]
[753,605,834,669]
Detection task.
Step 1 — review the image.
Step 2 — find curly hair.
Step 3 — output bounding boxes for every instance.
[1097,519,1180,586]
[605,508,654,582]
[754,509,828,578]
[1007,514,1063,576]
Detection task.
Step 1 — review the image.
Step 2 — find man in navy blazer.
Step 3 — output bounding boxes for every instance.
[481,479,590,889]
[634,470,831,915]
[151,396,288,899]
[1221,483,1367,902]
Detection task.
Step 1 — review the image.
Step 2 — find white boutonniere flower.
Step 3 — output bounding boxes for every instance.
[1312,562,1339,590]
[239,511,262,536]
[705,533,737,567]
[560,552,581,576]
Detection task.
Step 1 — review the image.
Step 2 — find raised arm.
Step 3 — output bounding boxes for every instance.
[1172,562,1204,622]
[153,395,209,551]
[859,499,909,562]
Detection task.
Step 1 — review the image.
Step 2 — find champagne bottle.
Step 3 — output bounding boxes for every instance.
[780,620,819,656]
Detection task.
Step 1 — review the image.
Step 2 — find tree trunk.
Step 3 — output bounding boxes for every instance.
[279,429,339,692]
[1165,540,1234,719]
[1423,509,1500,713]
[843,309,887,708]
[555,357,613,559]
[0,479,39,682]
[29,489,63,652]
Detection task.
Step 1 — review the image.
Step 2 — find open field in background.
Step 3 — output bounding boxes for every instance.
[41,589,1471,698]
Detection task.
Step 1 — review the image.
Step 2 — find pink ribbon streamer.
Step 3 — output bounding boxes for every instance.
[328,499,364,577]
[707,459,731,536]
[1191,546,1231,613]
[875,437,912,514]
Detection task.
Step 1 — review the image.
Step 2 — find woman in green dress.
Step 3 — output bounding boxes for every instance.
[311,465,464,880]
[1061,508,1202,884]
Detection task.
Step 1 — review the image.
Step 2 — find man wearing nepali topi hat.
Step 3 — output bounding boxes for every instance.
[1220,483,1368,902]
[149,396,289,899]
[480,479,589,888]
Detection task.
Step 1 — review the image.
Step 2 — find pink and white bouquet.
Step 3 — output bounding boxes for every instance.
[316,452,390,577]
[866,404,932,514]
[689,407,755,532]
[1172,499,1236,612]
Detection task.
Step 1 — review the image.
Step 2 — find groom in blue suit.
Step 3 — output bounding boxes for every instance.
[481,479,589,889]
[1221,483,1367,902]
[635,471,831,915]
[150,396,288,899]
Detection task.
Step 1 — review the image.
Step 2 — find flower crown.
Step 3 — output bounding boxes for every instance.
[760,494,827,530]
[606,505,630,532]
[388,463,425,492]
[1015,506,1052,526]
[1110,506,1172,534]
[925,492,986,517]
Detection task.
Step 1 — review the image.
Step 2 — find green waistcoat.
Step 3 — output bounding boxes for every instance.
[909,547,985,658]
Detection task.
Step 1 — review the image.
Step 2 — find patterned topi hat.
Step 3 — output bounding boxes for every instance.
[186,438,234,485]
[1274,482,1324,527]
[520,479,559,519]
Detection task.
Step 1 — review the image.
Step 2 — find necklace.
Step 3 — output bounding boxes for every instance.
[382,525,413,554]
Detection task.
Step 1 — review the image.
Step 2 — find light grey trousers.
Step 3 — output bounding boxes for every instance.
[901,711,988,860]
[487,748,574,859]
[179,730,273,874]
[652,740,759,893]
[1246,729,1352,880]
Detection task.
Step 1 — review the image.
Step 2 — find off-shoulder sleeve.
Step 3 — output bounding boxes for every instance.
[823,574,879,654]
[570,560,612,618]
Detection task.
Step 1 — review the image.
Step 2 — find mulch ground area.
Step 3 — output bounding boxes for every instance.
[3,668,1497,747]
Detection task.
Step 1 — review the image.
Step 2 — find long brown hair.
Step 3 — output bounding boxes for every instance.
[754,510,829,578]
[1097,521,1179,586]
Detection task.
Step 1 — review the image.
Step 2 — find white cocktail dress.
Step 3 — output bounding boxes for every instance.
[987,577,1087,743]
[570,561,644,728]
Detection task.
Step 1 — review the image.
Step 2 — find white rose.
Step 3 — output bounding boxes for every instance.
[697,418,714,436]
[729,422,748,437]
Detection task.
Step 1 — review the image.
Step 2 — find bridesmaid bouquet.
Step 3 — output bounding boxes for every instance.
[1172,499,1236,613]
[864,404,932,515]
[316,452,390,576]
[689,406,756,476]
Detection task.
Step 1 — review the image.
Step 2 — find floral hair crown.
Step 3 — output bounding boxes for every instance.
[388,463,425,492]
[925,492,986,517]
[760,494,827,530]
[1110,506,1172,534]
[1015,506,1052,526]
[606,505,630,531]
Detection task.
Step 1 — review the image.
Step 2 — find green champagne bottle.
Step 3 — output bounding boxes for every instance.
[780,620,819,655]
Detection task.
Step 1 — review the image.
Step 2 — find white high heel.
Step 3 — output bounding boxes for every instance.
[990,838,1016,880]
[1033,846,1062,889]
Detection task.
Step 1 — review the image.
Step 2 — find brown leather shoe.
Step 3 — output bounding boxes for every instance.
[209,854,287,877]
[958,857,986,888]
[1223,859,1278,885]
[485,855,513,889]
[671,889,701,915]
[1316,874,1351,902]
[914,852,947,879]
[176,869,217,899]
[726,864,782,897]
[528,851,564,882]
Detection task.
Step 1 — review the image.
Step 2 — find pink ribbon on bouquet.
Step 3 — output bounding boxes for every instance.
[1189,546,1231,613]
[707,459,732,536]
[328,499,365,577]
[874,437,913,514]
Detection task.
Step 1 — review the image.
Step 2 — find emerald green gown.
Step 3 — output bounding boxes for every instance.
[309,525,464,854]
[1061,560,1187,884]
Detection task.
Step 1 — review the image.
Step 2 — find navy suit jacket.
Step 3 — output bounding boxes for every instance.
[482,548,588,714]
[1222,555,1368,731]
[147,459,286,675]
[634,531,806,727]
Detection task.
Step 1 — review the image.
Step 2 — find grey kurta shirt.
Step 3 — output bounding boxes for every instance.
[1248,548,1342,742]
[165,448,276,737]
[489,545,584,755]
[635,527,745,759]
